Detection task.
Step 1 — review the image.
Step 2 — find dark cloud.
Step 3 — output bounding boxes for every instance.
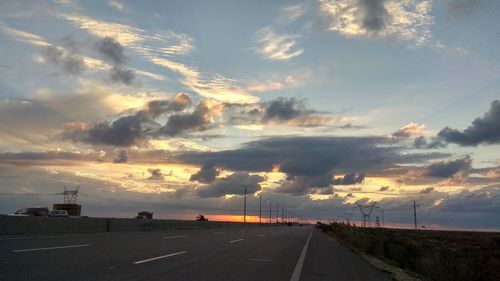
[147,168,164,180]
[196,172,264,198]
[359,0,388,32]
[190,163,220,184]
[95,37,126,64]
[379,186,389,191]
[113,150,128,163]
[160,101,219,136]
[438,100,500,146]
[62,112,153,147]
[332,172,365,185]
[44,45,86,75]
[228,97,332,127]
[263,97,314,121]
[177,136,448,195]
[276,174,334,195]
[423,156,472,178]
[110,66,135,84]
[145,93,192,118]
[419,187,434,194]
[413,136,446,149]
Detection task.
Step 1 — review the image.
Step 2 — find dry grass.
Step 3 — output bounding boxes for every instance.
[321,223,500,281]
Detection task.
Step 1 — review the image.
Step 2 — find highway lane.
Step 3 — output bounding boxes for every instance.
[0,225,390,281]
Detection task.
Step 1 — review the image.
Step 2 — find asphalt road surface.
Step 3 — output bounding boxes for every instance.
[0,225,390,281]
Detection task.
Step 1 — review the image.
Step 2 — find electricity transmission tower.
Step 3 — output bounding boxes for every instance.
[55,185,82,204]
[354,202,379,227]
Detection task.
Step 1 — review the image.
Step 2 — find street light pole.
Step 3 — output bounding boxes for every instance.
[243,185,247,223]
[269,200,272,224]
[259,195,262,224]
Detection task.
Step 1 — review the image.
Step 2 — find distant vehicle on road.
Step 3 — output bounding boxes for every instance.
[48,210,68,217]
[195,214,208,221]
[136,211,153,219]
[10,207,49,216]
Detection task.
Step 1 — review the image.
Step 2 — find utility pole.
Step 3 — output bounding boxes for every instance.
[243,185,247,223]
[259,195,262,223]
[276,204,279,223]
[413,200,418,230]
[269,200,272,224]
[381,208,385,227]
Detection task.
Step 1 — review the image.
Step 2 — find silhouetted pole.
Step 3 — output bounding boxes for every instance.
[243,185,247,223]
[269,200,272,224]
[413,200,418,230]
[259,195,262,223]
[276,204,279,223]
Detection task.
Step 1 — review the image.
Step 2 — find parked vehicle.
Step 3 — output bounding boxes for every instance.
[10,207,49,216]
[195,214,208,221]
[48,210,69,217]
[135,211,153,219]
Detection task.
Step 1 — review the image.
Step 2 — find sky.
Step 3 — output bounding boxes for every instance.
[0,0,499,230]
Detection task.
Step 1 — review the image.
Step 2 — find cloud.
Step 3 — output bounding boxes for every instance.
[392,123,425,140]
[419,186,434,194]
[276,174,334,195]
[60,95,221,146]
[332,172,365,185]
[147,168,164,180]
[94,36,126,64]
[438,100,500,146]
[196,172,264,198]
[107,0,124,11]
[62,112,152,147]
[413,136,446,149]
[160,100,222,136]
[177,136,448,195]
[319,0,433,46]
[408,156,472,179]
[280,4,307,24]
[43,45,86,75]
[379,186,390,191]
[110,66,135,84]
[229,97,334,127]
[255,27,303,61]
[145,93,192,118]
[59,13,257,103]
[113,150,127,163]
[190,163,220,183]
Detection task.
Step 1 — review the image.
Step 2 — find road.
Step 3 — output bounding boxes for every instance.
[0,225,390,281]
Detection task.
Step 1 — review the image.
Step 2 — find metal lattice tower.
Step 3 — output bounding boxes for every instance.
[56,185,81,204]
[354,202,379,227]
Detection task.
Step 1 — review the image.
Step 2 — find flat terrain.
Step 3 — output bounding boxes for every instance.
[327,223,500,281]
[0,225,390,281]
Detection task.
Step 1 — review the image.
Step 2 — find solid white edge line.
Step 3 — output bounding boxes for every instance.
[290,231,313,281]
[229,238,244,243]
[13,244,91,253]
[162,235,186,239]
[133,251,187,264]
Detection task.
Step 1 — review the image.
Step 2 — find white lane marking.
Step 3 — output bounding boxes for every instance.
[250,258,275,262]
[13,244,91,253]
[290,231,313,281]
[258,234,265,237]
[229,238,244,243]
[133,251,187,264]
[162,235,186,239]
